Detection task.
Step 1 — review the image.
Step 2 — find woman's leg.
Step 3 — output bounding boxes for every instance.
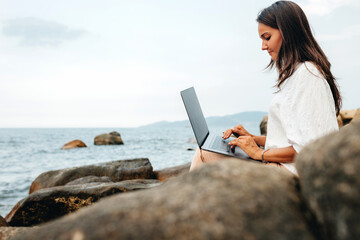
[190,147,237,171]
[190,148,288,172]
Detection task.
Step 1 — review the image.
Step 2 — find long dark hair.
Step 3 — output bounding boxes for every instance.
[257,1,341,115]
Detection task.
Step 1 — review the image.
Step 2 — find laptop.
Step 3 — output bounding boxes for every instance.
[181,87,250,159]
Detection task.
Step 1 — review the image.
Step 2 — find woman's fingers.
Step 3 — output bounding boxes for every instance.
[222,129,232,139]
[228,136,253,149]
[228,136,261,159]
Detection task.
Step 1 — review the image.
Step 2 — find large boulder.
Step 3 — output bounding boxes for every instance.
[296,120,360,240]
[12,160,317,240]
[6,179,161,227]
[94,131,123,145]
[0,215,8,227]
[259,115,268,136]
[29,158,155,194]
[154,162,191,181]
[61,140,87,150]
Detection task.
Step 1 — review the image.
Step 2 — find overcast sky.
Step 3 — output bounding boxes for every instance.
[0,0,359,127]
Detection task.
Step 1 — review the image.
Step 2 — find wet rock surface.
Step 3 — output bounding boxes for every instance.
[29,158,154,193]
[12,160,317,240]
[6,179,162,227]
[296,120,360,240]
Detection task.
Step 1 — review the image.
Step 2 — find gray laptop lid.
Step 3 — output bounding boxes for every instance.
[180,87,209,147]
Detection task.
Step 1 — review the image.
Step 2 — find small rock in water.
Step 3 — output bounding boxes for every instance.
[94,131,124,145]
[61,140,87,150]
[187,148,195,151]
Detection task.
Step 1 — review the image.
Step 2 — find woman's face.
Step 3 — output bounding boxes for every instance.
[258,23,282,61]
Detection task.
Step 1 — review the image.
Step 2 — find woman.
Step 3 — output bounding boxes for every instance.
[190,1,341,175]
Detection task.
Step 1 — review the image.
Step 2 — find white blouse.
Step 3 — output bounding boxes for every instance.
[265,62,339,175]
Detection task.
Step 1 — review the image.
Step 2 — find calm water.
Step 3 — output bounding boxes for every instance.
[0,124,259,217]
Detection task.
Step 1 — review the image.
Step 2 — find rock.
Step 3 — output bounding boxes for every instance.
[29,158,155,194]
[154,163,191,181]
[61,139,87,150]
[340,109,356,125]
[0,227,34,240]
[350,108,360,123]
[259,115,268,136]
[337,114,343,128]
[6,179,162,227]
[65,176,113,186]
[296,120,360,240]
[187,148,195,151]
[13,160,318,240]
[94,131,123,145]
[0,215,8,227]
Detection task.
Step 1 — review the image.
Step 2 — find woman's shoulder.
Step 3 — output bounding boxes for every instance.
[295,61,323,79]
[281,61,326,91]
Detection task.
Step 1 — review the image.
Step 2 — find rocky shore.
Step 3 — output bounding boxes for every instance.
[0,110,359,239]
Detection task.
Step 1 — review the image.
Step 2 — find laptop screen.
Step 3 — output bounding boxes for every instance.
[181,87,209,147]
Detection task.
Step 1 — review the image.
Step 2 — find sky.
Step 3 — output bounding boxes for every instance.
[0,0,359,127]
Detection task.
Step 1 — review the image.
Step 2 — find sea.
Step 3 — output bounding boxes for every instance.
[0,124,260,217]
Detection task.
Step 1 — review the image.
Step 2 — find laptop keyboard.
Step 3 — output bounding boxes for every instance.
[210,136,231,151]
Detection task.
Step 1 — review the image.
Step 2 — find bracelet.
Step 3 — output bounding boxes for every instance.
[261,149,270,163]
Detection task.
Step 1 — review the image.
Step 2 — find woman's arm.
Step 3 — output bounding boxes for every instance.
[252,135,266,147]
[260,146,296,163]
[229,136,296,163]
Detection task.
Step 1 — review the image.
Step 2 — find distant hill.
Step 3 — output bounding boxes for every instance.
[139,111,267,130]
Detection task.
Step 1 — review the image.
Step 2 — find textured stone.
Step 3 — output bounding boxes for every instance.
[296,121,360,240]
[65,176,113,186]
[6,179,161,227]
[260,115,268,136]
[337,115,343,128]
[0,227,34,240]
[0,215,8,227]
[94,131,123,145]
[61,140,87,150]
[154,163,191,181]
[13,160,317,240]
[340,109,356,125]
[350,108,360,123]
[339,109,356,120]
[29,158,154,193]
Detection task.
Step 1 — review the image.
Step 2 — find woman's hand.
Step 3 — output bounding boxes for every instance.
[222,124,253,139]
[228,136,262,160]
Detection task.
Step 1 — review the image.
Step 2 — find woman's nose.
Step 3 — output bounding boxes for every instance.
[261,41,268,51]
